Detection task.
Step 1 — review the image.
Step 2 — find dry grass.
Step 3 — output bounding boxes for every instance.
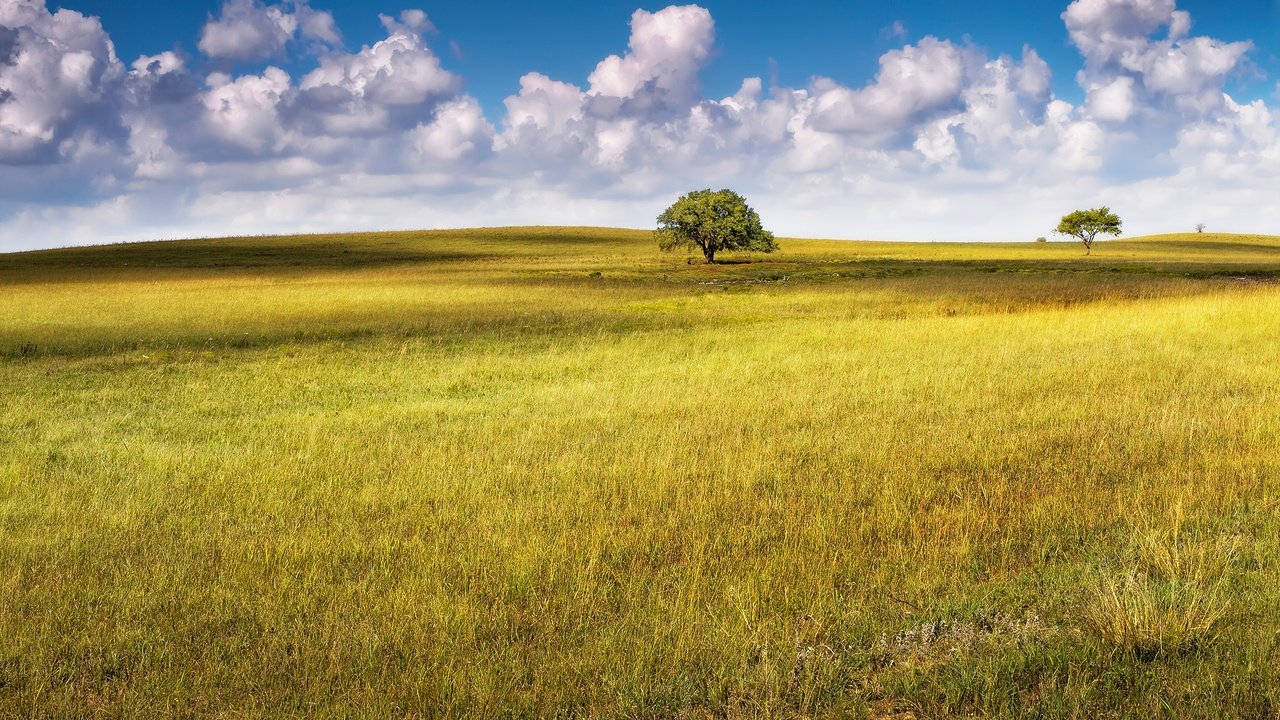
[2,228,1280,718]
[1087,518,1240,660]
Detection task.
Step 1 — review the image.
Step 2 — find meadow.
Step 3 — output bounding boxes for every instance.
[3,227,1280,718]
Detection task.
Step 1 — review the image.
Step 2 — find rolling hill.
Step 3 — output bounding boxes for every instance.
[3,228,1280,718]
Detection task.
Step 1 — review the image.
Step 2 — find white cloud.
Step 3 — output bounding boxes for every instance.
[380,9,434,36]
[502,72,586,134]
[1064,0,1251,119]
[297,3,340,45]
[131,51,184,77]
[1054,117,1106,171]
[409,96,493,161]
[202,68,291,152]
[295,14,458,136]
[114,8,467,170]
[808,38,975,135]
[0,0,124,163]
[1063,0,1176,59]
[3,0,1280,251]
[882,21,908,41]
[586,5,714,116]
[199,0,296,62]
[1086,76,1136,121]
[198,0,339,62]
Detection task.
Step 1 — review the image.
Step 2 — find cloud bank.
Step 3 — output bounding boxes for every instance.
[1,0,1277,250]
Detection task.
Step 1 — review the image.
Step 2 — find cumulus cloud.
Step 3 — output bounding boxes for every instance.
[586,5,714,117]
[1064,0,1251,119]
[295,14,458,137]
[809,38,976,136]
[494,4,728,182]
[131,51,184,77]
[198,0,339,62]
[503,72,586,134]
[2,0,1279,251]
[113,6,468,172]
[380,9,434,36]
[1086,76,1136,121]
[202,68,292,152]
[409,96,493,162]
[297,3,340,45]
[0,0,125,164]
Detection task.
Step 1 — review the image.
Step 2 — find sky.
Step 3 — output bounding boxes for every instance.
[2,0,1280,250]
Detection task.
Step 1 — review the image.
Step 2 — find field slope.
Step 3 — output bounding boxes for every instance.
[3,228,1280,718]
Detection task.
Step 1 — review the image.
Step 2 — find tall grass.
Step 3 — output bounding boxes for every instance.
[2,228,1280,718]
[1087,513,1240,660]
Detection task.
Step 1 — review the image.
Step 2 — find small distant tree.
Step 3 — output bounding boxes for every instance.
[1195,223,1206,233]
[1035,236,1047,243]
[656,189,776,264]
[1055,207,1122,255]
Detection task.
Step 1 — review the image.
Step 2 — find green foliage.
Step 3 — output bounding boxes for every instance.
[1035,236,1048,243]
[656,188,777,263]
[1055,206,1123,255]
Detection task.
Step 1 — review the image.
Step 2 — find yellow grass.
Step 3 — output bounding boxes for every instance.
[2,228,1280,718]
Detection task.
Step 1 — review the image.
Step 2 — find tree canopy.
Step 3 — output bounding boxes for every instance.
[1055,207,1122,255]
[656,189,777,263]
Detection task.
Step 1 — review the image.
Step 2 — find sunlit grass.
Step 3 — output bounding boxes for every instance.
[1086,513,1241,661]
[3,228,1280,718]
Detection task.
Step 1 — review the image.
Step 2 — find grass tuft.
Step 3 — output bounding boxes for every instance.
[1086,517,1238,661]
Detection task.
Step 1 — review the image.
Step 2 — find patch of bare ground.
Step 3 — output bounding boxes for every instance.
[1226,275,1280,285]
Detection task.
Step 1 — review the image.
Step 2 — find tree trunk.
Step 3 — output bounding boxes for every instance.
[704,245,716,263]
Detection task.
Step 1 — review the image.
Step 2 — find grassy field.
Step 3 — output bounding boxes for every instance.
[3,227,1280,718]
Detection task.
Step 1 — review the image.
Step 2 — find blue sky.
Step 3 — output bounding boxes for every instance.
[4,0,1280,248]
[64,0,1280,111]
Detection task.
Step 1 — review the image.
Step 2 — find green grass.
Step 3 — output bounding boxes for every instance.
[3,228,1280,718]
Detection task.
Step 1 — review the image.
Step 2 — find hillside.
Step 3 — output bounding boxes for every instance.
[4,227,1279,359]
[3,228,1280,718]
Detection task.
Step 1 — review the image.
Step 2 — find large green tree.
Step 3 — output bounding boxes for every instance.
[656,189,777,264]
[1055,207,1122,255]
